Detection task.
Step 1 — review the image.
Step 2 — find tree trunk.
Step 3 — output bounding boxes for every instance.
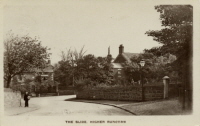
[6,75,12,88]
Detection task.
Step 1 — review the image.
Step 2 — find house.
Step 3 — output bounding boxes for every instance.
[107,44,139,82]
[34,60,54,82]
[13,60,54,85]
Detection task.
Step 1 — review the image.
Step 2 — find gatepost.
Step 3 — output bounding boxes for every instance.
[163,76,170,99]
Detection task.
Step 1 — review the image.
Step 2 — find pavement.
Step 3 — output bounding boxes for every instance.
[5,95,191,116]
[121,99,190,115]
[4,99,40,116]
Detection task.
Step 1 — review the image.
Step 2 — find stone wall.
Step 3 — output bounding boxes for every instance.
[4,88,21,108]
[77,85,164,101]
[144,85,164,101]
[76,84,182,101]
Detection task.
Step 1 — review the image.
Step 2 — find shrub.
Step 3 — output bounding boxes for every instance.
[75,78,91,91]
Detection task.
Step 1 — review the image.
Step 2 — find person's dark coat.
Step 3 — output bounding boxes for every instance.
[24,94,29,101]
[24,93,29,107]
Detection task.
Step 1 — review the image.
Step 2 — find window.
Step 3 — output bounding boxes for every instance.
[118,69,121,74]
[118,69,122,78]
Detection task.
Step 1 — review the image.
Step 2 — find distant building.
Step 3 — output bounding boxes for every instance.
[13,60,54,85]
[35,60,54,82]
[108,44,139,81]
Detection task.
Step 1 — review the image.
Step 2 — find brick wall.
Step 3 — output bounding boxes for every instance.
[4,88,21,108]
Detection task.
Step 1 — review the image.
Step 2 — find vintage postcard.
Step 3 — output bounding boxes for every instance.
[1,0,200,126]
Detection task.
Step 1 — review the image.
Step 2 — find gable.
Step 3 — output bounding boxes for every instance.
[114,53,139,63]
[114,54,128,63]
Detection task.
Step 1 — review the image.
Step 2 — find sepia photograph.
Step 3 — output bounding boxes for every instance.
[1,0,200,126]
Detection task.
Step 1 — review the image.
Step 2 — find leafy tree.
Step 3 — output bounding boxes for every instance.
[4,32,50,88]
[54,46,87,86]
[75,55,114,84]
[123,62,140,84]
[123,52,177,84]
[145,5,192,72]
[145,5,193,109]
[144,47,162,57]
[55,51,114,88]
[54,60,73,86]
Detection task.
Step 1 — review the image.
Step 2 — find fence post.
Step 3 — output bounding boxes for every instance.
[163,76,170,99]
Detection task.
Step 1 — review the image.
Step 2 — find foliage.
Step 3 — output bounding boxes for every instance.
[75,55,114,84]
[10,78,34,94]
[75,78,91,91]
[123,52,177,84]
[145,5,192,77]
[54,47,114,88]
[54,61,72,86]
[54,46,87,86]
[144,6,193,109]
[10,74,56,94]
[123,63,140,83]
[4,32,50,88]
[34,75,55,93]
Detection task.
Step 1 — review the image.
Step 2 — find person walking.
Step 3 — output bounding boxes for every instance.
[24,92,30,107]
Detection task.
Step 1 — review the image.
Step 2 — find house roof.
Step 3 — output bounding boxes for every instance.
[35,65,54,73]
[112,52,140,69]
[23,65,54,73]
[122,52,139,62]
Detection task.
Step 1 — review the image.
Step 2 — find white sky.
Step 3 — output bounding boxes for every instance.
[3,0,163,64]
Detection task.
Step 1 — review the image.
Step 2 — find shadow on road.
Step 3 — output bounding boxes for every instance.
[64,98,137,115]
[64,98,138,105]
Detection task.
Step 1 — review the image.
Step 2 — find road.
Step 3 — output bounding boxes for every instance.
[18,95,132,116]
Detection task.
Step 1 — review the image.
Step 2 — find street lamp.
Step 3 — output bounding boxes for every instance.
[72,62,77,87]
[139,59,145,101]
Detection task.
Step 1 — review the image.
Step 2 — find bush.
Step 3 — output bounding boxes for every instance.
[75,78,91,91]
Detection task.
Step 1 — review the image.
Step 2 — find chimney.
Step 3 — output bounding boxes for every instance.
[107,46,112,63]
[108,46,110,55]
[119,44,124,54]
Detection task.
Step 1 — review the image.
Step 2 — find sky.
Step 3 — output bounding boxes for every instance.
[3,0,163,64]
